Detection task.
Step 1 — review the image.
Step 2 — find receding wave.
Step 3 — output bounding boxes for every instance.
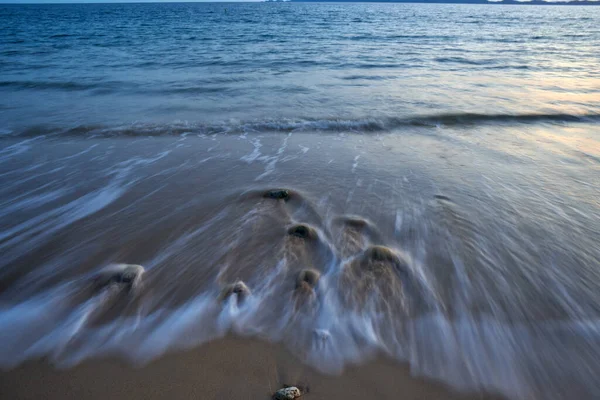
[0,179,599,400]
[3,112,600,138]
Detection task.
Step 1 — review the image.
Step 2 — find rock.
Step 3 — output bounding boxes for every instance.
[363,245,406,266]
[287,224,318,240]
[293,271,319,308]
[360,245,411,281]
[338,216,370,229]
[219,281,251,304]
[273,386,302,400]
[94,264,144,291]
[296,268,320,289]
[264,189,290,201]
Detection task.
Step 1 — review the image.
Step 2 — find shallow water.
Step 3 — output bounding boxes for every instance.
[1,2,600,130]
[1,3,600,400]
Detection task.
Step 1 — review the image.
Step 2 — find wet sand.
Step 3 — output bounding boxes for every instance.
[1,128,599,400]
[0,336,501,400]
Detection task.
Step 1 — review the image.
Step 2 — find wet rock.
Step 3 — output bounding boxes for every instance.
[287,224,318,240]
[360,245,411,282]
[273,386,302,400]
[293,271,318,309]
[363,245,402,265]
[296,268,320,289]
[219,281,251,304]
[264,189,290,201]
[339,245,419,311]
[339,216,370,229]
[94,264,144,291]
[333,216,384,257]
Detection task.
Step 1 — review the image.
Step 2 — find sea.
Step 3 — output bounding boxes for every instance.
[1,2,600,400]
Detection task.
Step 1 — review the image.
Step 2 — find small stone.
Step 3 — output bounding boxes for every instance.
[94,263,144,291]
[273,386,302,400]
[219,281,251,304]
[296,269,320,289]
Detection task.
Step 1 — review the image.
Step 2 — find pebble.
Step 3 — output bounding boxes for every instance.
[273,386,302,400]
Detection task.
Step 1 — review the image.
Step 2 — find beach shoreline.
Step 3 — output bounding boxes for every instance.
[0,129,598,400]
[0,336,503,400]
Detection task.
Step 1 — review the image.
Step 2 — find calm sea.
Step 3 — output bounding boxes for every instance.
[1,2,599,132]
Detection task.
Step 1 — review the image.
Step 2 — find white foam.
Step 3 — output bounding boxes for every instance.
[2,261,600,400]
[255,132,291,181]
[352,155,360,173]
[240,138,262,163]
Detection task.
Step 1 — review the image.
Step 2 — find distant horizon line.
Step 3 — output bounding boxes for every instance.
[2,0,600,4]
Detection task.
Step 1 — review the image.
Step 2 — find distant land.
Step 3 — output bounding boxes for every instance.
[287,0,600,4]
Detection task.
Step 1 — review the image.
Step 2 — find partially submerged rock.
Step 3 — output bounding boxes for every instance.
[287,224,318,240]
[219,281,251,304]
[295,268,320,290]
[337,216,370,230]
[294,270,319,308]
[273,386,302,400]
[94,263,144,291]
[359,246,411,281]
[342,245,411,285]
[264,189,290,201]
[339,245,422,312]
[363,245,403,265]
[332,216,384,257]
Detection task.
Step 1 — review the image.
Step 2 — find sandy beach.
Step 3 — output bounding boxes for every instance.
[0,336,502,400]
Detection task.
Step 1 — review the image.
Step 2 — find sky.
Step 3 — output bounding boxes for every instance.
[1,0,598,4]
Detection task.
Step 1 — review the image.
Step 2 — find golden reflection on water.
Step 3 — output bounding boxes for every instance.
[534,125,600,162]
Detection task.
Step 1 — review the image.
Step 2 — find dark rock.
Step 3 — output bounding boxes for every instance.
[273,386,302,400]
[287,224,318,240]
[295,268,320,289]
[293,272,318,309]
[94,264,144,291]
[264,189,290,201]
